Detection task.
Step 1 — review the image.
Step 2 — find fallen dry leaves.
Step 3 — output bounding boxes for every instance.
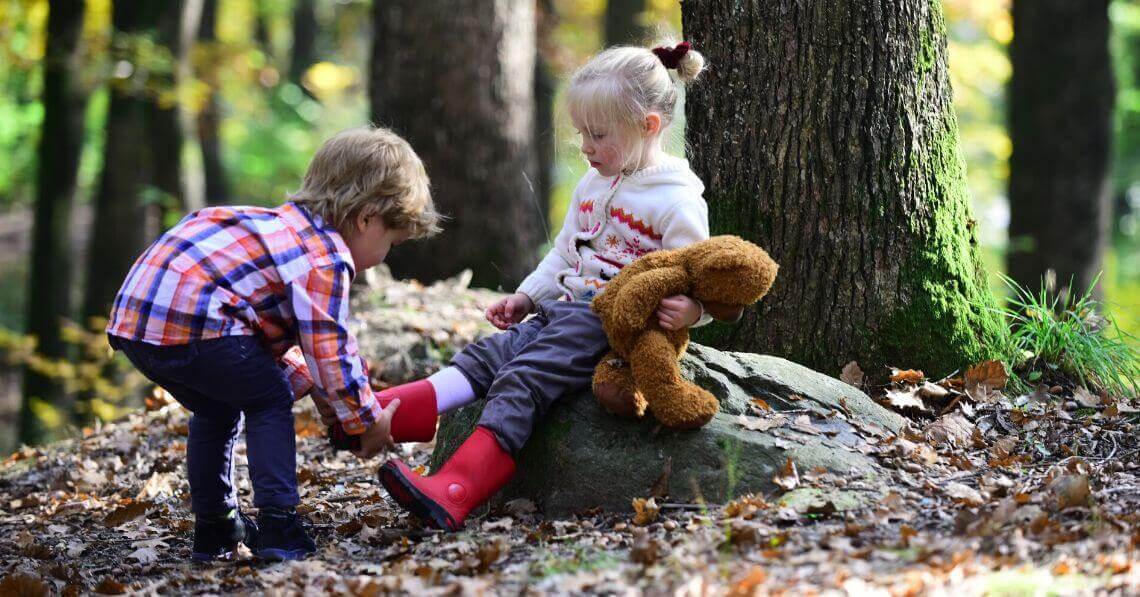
[1,272,1137,594]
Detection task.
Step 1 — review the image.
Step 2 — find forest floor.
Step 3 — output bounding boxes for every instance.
[1,271,1139,595]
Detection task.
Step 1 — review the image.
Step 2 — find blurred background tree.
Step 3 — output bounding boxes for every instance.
[0,0,1136,451]
[20,0,90,445]
[370,0,544,289]
[1008,0,1114,300]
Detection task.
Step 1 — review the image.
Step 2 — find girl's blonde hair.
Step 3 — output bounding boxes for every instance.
[565,42,707,171]
[290,126,441,239]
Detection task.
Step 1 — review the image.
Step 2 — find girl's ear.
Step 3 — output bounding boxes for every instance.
[644,112,663,136]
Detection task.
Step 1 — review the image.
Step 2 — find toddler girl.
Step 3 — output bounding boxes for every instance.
[363,42,716,530]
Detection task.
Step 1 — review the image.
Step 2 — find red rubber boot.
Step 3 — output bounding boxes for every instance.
[378,426,516,531]
[328,379,438,451]
[376,379,438,442]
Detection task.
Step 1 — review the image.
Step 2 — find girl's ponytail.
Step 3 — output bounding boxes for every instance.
[652,41,706,83]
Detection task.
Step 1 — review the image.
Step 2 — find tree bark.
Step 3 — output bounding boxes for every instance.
[289,0,318,98]
[196,0,231,205]
[605,0,648,46]
[150,0,197,215]
[1008,0,1114,297]
[683,0,1007,377]
[370,0,543,289]
[20,0,89,445]
[82,1,186,358]
[534,0,557,231]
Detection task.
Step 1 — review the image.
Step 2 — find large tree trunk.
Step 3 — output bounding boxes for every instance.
[196,0,230,205]
[370,0,543,288]
[20,0,89,445]
[1008,0,1114,297]
[683,0,1007,378]
[604,0,647,46]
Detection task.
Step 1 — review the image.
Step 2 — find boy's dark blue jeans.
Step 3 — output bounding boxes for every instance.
[109,334,299,515]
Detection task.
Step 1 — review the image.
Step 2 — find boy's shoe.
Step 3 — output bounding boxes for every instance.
[191,509,258,562]
[254,506,316,561]
[378,426,515,531]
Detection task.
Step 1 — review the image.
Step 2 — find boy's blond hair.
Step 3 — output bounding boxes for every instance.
[290,126,440,239]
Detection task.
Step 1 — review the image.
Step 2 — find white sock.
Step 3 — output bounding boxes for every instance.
[427,367,477,413]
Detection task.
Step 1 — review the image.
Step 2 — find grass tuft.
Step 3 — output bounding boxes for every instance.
[996,273,1140,399]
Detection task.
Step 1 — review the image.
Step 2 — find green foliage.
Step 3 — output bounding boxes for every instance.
[530,545,620,578]
[1112,0,1140,195]
[0,318,149,431]
[944,0,1012,244]
[221,82,355,205]
[0,94,42,206]
[996,273,1140,398]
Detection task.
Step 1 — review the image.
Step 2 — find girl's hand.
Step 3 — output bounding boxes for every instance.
[485,293,535,330]
[352,399,400,459]
[656,295,703,331]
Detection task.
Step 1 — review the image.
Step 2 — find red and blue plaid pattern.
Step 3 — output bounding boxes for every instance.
[107,202,383,435]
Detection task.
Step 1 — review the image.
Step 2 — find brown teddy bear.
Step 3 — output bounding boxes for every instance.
[590,235,778,429]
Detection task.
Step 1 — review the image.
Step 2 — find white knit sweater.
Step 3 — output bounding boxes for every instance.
[518,155,709,304]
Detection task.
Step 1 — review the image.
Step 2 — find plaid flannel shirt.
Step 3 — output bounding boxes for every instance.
[106,202,382,434]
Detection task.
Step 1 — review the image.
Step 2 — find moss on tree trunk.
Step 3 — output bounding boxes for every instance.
[683,0,1008,378]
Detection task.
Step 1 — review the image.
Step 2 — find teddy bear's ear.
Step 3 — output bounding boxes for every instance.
[691,236,779,305]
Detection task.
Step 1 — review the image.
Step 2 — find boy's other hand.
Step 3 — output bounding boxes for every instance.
[352,399,400,459]
[312,392,337,426]
[656,295,702,331]
[485,293,534,330]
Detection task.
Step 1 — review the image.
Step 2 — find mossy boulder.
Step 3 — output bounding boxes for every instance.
[431,344,908,515]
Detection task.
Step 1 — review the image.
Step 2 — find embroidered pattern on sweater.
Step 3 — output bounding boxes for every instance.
[610,207,663,241]
[622,236,651,259]
[594,253,624,269]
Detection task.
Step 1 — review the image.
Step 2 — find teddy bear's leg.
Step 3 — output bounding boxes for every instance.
[592,352,646,418]
[629,331,719,429]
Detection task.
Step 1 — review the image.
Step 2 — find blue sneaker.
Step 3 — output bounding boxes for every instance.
[254,507,316,561]
[191,509,257,562]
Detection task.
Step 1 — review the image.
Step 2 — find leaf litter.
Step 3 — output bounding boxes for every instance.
[1,272,1138,594]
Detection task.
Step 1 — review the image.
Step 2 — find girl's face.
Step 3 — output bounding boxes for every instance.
[571,114,627,177]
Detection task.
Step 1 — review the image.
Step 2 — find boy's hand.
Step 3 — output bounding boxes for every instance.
[656,295,703,331]
[351,399,400,459]
[485,293,535,330]
[328,423,360,452]
[312,392,337,426]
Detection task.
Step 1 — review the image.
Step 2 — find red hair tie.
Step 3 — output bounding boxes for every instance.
[652,42,691,70]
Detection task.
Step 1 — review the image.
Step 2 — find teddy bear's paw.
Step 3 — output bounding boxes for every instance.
[649,388,719,429]
[656,409,716,430]
[594,382,646,418]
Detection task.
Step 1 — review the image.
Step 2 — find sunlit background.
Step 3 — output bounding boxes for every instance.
[0,0,1137,450]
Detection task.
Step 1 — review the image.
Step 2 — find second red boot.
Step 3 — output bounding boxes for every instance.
[378,426,515,531]
[376,379,438,442]
[328,379,438,452]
